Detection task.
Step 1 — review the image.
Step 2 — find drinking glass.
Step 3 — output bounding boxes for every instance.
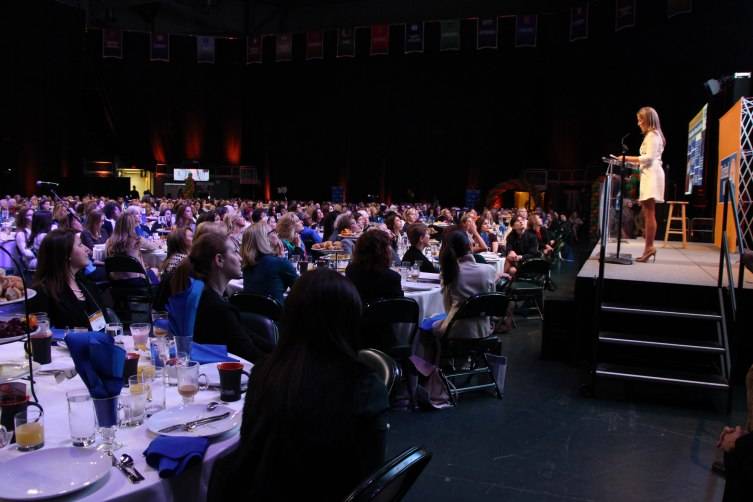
[14,405,44,452]
[151,312,169,337]
[141,368,166,416]
[66,389,96,447]
[150,335,175,368]
[410,262,421,281]
[105,322,123,339]
[123,377,148,426]
[400,261,411,281]
[165,351,188,386]
[130,323,150,352]
[176,361,208,405]
[92,395,121,452]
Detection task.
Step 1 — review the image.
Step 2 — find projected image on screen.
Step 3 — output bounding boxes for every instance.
[174,169,209,181]
[685,104,708,195]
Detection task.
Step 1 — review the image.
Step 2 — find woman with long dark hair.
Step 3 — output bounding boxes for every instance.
[171,231,271,363]
[80,210,108,250]
[209,268,389,501]
[28,210,52,259]
[14,206,35,269]
[29,229,111,330]
[435,230,497,338]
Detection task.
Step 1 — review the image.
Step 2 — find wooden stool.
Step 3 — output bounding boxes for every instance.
[663,201,688,248]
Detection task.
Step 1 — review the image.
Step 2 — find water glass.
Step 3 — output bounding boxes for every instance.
[176,361,208,405]
[14,405,44,452]
[400,261,411,281]
[165,351,189,386]
[123,377,148,426]
[151,312,169,337]
[142,368,166,416]
[150,335,175,368]
[105,323,123,338]
[66,389,96,447]
[130,323,150,352]
[92,395,121,452]
[409,262,421,281]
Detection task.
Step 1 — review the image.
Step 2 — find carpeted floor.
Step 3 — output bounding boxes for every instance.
[387,248,746,502]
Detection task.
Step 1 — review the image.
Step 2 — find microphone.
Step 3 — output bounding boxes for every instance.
[36,180,60,187]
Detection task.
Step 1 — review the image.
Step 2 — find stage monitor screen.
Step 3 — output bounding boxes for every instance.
[685,104,708,195]
[174,168,209,181]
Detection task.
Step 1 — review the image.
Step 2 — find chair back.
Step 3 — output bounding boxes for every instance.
[444,292,509,340]
[105,255,150,277]
[343,446,432,502]
[104,256,153,324]
[357,349,401,394]
[239,312,279,347]
[515,258,550,282]
[229,292,283,322]
[362,298,419,358]
[166,278,204,338]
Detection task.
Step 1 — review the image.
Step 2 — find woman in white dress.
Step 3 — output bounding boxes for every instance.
[621,106,665,262]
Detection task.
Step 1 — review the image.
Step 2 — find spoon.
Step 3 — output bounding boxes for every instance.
[119,454,145,481]
[206,401,219,411]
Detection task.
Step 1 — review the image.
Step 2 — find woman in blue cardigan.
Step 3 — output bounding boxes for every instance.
[240,222,298,304]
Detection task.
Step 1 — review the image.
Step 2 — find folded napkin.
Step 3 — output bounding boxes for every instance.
[143,436,210,478]
[420,313,447,332]
[191,343,238,365]
[51,329,67,342]
[65,331,125,427]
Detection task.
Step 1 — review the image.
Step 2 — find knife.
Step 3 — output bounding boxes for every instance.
[158,411,231,433]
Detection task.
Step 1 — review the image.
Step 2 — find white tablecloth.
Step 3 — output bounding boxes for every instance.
[0,341,247,502]
[142,251,167,269]
[401,277,444,321]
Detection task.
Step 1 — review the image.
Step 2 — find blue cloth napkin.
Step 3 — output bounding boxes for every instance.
[191,343,238,364]
[420,313,447,332]
[143,436,210,478]
[167,278,204,339]
[51,328,67,342]
[65,331,125,427]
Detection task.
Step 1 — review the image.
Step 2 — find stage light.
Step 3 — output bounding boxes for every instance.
[704,79,721,96]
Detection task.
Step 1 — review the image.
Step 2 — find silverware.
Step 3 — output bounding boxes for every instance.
[206,401,219,411]
[110,452,140,483]
[119,454,145,481]
[158,411,231,434]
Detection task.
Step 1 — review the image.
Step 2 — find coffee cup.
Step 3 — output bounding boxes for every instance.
[217,362,250,402]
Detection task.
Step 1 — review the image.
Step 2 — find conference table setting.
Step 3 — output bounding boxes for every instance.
[0,321,249,502]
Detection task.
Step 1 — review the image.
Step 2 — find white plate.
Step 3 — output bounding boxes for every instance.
[0,288,37,306]
[0,360,41,383]
[0,334,26,345]
[0,447,110,501]
[147,404,241,438]
[402,282,437,292]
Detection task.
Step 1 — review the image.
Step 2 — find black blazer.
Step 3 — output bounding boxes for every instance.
[29,275,111,330]
[506,230,539,260]
[345,263,404,306]
[401,246,436,273]
[208,357,389,502]
[193,288,272,364]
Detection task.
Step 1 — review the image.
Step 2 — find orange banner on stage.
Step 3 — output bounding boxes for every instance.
[714,99,742,252]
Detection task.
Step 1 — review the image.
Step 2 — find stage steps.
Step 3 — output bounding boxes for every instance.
[591,289,732,402]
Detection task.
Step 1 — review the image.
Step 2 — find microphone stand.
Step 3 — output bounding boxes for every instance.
[0,244,39,404]
[605,136,633,265]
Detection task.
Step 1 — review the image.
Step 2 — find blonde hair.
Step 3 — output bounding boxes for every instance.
[276,213,298,241]
[637,106,666,146]
[106,212,140,257]
[194,221,228,241]
[240,223,275,267]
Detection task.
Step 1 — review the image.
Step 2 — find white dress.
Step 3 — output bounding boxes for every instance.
[638,130,665,203]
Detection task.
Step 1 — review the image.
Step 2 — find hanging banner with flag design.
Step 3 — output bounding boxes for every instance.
[370,24,389,56]
[337,28,355,58]
[515,15,537,47]
[150,32,170,62]
[405,22,424,54]
[570,6,589,41]
[439,20,460,51]
[275,33,293,62]
[246,35,262,64]
[667,0,692,18]
[197,36,215,63]
[102,29,123,59]
[615,0,636,32]
[305,31,324,60]
[477,18,498,49]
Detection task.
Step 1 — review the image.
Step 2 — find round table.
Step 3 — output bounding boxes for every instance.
[0,340,247,502]
[141,251,167,269]
[1,236,17,272]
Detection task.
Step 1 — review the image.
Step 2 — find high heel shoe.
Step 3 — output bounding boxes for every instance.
[635,247,657,263]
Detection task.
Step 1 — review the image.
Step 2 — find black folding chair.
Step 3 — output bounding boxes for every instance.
[358,349,401,394]
[104,255,153,325]
[229,292,283,322]
[509,258,550,320]
[343,446,432,502]
[440,292,509,402]
[362,298,419,360]
[239,312,280,348]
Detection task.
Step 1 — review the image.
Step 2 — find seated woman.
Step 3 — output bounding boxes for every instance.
[504,217,539,277]
[160,227,193,276]
[460,214,488,253]
[345,229,403,306]
[28,211,53,267]
[528,214,555,257]
[241,223,298,305]
[328,212,360,255]
[275,213,306,258]
[105,212,159,283]
[401,223,436,273]
[208,268,389,502]
[14,206,35,270]
[384,212,405,253]
[80,210,108,251]
[477,218,499,254]
[433,230,498,339]
[29,229,112,330]
[170,232,272,363]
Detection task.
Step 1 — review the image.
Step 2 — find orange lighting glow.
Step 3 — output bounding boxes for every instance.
[225,119,242,165]
[184,112,204,160]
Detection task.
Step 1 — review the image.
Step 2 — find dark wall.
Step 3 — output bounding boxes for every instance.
[4,0,753,208]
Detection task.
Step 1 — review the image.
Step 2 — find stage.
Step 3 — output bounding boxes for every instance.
[569,238,753,383]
